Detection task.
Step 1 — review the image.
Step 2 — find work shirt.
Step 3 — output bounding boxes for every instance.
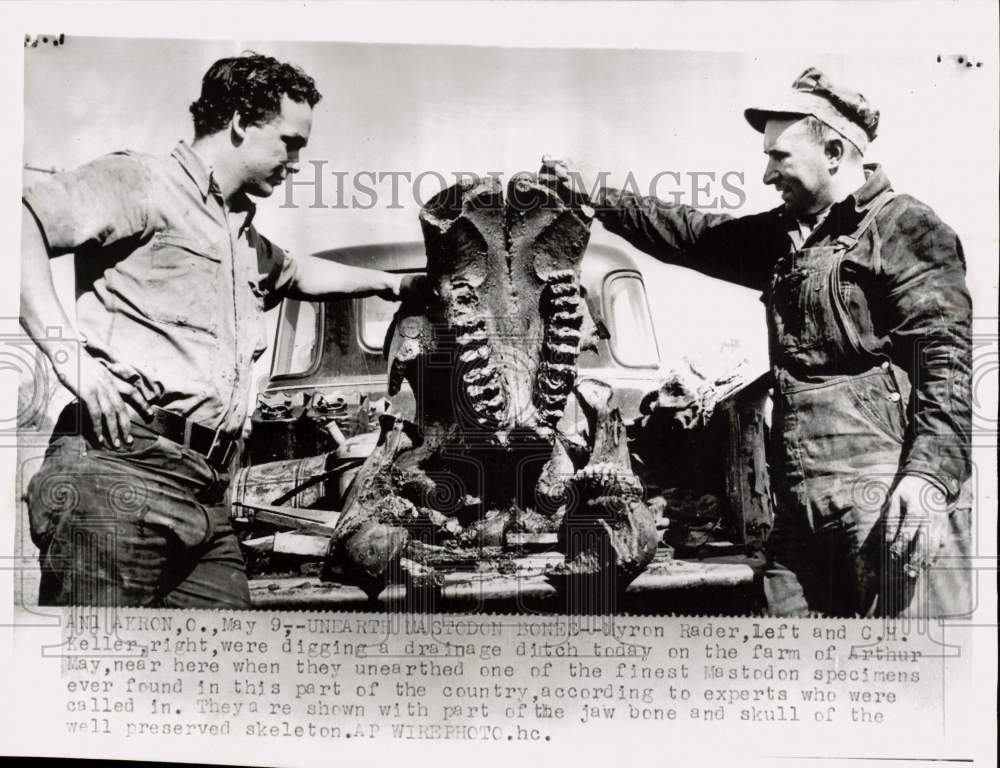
[593,165,972,501]
[23,142,298,437]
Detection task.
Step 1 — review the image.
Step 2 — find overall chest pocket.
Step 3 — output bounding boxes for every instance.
[769,246,843,365]
[143,232,223,336]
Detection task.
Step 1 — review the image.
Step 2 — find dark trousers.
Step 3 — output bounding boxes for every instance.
[764,368,972,618]
[26,415,250,609]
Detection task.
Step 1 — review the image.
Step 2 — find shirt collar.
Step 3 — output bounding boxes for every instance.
[780,163,893,237]
[846,163,893,212]
[170,141,257,229]
[171,141,216,202]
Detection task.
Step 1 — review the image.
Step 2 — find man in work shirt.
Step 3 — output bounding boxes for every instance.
[20,54,422,607]
[543,67,972,617]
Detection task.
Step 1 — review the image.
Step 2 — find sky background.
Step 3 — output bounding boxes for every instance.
[19,35,999,398]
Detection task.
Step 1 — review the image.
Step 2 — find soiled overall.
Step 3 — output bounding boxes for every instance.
[765,193,969,617]
[595,166,973,617]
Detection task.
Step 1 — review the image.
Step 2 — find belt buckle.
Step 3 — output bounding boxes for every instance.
[205,429,236,470]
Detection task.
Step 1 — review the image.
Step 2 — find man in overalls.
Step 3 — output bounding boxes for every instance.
[542,68,972,617]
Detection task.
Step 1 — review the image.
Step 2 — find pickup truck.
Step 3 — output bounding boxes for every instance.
[231,240,772,613]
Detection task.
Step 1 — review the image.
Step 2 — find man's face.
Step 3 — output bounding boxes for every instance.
[237,94,313,198]
[762,117,833,216]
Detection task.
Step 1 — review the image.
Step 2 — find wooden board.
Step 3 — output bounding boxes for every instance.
[249,551,758,610]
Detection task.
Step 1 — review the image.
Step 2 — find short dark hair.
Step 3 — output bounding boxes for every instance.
[189,53,321,138]
[802,115,863,160]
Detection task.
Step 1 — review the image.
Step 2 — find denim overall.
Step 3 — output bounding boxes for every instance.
[762,191,971,617]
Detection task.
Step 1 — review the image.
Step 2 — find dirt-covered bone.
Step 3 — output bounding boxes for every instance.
[326,173,656,599]
[396,174,592,440]
[548,379,659,600]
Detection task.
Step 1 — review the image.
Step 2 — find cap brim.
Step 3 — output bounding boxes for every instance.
[744,105,809,134]
[744,90,871,151]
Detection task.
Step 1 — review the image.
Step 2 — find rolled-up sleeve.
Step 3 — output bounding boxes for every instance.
[253,234,299,311]
[22,151,150,253]
[882,200,973,500]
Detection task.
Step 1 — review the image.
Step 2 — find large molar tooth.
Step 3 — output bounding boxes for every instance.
[550,309,583,326]
[467,380,502,400]
[471,391,506,425]
[549,295,581,312]
[537,361,576,383]
[547,287,577,300]
[538,364,574,380]
[537,370,576,391]
[546,269,577,285]
[460,353,506,424]
[446,278,476,295]
[536,405,567,424]
[463,364,496,385]
[476,391,506,411]
[445,283,478,310]
[536,389,571,406]
[537,371,575,392]
[543,362,576,373]
[448,309,478,330]
[545,342,580,359]
[537,400,568,416]
[452,314,485,330]
[456,328,489,346]
[533,358,575,424]
[450,303,483,323]
[546,326,582,344]
[459,345,491,365]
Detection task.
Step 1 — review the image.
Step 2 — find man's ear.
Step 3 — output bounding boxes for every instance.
[230,110,247,142]
[824,137,845,170]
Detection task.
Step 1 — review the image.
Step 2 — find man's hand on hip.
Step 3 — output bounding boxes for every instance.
[58,352,151,449]
[883,474,950,576]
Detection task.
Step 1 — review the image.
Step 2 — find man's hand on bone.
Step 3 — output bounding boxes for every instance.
[397,273,430,306]
[538,155,595,212]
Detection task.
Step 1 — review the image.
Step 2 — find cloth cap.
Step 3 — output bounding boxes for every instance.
[744,67,879,152]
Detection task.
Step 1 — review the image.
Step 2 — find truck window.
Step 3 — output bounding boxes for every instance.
[603,273,660,368]
[358,270,425,353]
[272,299,319,376]
[359,295,397,354]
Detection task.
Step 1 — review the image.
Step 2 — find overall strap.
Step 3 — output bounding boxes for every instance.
[835,189,897,270]
[829,189,896,359]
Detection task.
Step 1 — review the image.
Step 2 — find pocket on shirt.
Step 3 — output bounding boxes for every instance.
[144,232,222,336]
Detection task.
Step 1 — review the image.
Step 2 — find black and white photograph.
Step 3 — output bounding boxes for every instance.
[1,2,997,766]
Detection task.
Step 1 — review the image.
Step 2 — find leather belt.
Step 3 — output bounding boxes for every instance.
[136,407,239,470]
